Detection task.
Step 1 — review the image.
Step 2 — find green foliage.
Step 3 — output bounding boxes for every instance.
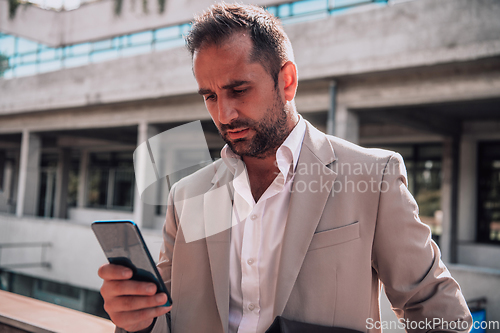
[158,0,165,13]
[415,189,441,217]
[0,53,10,77]
[114,0,123,16]
[8,0,20,19]
[114,0,165,15]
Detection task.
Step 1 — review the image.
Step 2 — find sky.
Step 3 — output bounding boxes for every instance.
[26,0,86,11]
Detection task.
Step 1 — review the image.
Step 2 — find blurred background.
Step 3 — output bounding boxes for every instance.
[0,0,499,331]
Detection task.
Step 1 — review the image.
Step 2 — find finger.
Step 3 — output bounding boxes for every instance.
[112,305,172,331]
[107,293,169,312]
[102,280,158,298]
[98,263,133,281]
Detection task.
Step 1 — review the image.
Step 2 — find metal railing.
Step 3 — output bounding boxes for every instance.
[0,242,52,269]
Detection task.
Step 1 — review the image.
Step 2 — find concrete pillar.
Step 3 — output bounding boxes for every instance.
[457,137,477,243]
[326,81,337,136]
[334,104,359,144]
[16,130,41,217]
[2,160,12,201]
[0,155,12,213]
[133,122,158,228]
[440,137,460,263]
[54,148,71,219]
[440,138,453,263]
[77,149,89,208]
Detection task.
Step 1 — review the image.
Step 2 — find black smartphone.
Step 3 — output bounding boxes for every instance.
[92,220,172,307]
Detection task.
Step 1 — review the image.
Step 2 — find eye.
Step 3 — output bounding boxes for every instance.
[233,88,246,96]
[204,94,216,101]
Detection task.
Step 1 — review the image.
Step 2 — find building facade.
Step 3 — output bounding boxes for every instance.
[1,0,500,327]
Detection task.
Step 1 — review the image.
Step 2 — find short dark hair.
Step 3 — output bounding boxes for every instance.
[186,3,293,86]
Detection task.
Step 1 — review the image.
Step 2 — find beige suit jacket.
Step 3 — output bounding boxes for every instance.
[117,121,471,333]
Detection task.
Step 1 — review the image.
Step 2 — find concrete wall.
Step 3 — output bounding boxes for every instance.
[0,0,291,46]
[2,0,500,116]
[0,213,163,291]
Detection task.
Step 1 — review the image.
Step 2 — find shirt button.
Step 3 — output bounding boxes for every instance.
[247,259,254,265]
[250,214,257,220]
[248,303,255,311]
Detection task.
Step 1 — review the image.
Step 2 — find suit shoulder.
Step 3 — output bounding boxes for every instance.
[326,134,396,163]
[172,159,224,196]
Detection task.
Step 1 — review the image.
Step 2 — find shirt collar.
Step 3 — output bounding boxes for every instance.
[221,115,306,180]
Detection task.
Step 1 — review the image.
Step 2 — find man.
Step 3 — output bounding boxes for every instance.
[99,3,472,333]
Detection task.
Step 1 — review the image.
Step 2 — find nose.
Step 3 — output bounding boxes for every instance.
[217,97,238,125]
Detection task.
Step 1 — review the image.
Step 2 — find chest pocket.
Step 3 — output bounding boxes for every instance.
[308,221,360,251]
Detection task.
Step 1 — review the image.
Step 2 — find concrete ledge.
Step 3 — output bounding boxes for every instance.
[447,264,500,324]
[2,0,500,115]
[0,290,115,333]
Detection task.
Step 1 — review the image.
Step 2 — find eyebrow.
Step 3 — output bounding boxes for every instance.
[197,80,251,95]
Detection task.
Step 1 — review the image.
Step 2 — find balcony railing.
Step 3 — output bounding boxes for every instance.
[0,290,115,332]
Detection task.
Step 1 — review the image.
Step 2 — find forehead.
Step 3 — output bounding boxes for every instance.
[192,33,268,86]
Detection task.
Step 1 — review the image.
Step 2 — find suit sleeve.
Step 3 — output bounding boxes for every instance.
[372,153,472,332]
[114,183,178,333]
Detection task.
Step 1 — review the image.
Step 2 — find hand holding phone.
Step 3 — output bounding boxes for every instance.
[93,220,172,332]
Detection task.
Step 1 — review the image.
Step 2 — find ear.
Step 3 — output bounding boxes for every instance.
[279,61,298,102]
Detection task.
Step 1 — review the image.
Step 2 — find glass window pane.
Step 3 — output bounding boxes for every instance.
[117,36,129,48]
[281,12,328,25]
[266,6,277,16]
[180,23,191,35]
[90,49,119,63]
[2,68,14,79]
[112,37,121,49]
[0,54,10,76]
[129,31,153,46]
[17,38,39,54]
[155,38,185,51]
[121,44,151,57]
[155,26,180,41]
[70,43,92,56]
[278,4,291,17]
[65,55,90,68]
[112,169,134,208]
[87,169,108,207]
[330,0,366,9]
[92,39,113,52]
[39,60,63,73]
[292,0,326,16]
[39,48,58,61]
[477,141,500,243]
[15,63,37,77]
[21,53,37,64]
[418,145,442,159]
[10,55,21,66]
[0,35,16,56]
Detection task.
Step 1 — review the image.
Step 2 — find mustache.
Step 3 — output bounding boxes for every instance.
[220,119,257,132]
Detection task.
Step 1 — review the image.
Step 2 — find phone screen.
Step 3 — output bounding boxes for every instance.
[92,220,172,306]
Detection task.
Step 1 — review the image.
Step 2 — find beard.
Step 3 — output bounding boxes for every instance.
[219,92,290,159]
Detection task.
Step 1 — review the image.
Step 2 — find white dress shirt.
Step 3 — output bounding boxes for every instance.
[221,117,306,333]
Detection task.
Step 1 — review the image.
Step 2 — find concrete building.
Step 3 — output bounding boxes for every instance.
[1,0,500,329]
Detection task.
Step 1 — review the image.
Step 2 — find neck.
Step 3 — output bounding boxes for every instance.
[241,114,299,201]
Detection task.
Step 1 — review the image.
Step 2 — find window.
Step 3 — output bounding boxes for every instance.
[0,271,108,319]
[366,144,443,243]
[87,152,135,211]
[38,153,58,217]
[477,141,500,244]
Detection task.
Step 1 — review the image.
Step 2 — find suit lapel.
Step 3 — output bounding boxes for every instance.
[273,122,338,317]
[200,122,338,328]
[204,166,234,333]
